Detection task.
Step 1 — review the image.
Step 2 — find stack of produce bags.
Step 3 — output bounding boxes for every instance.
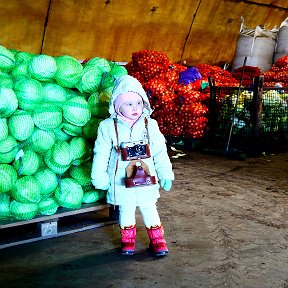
[126,50,239,138]
[0,45,128,220]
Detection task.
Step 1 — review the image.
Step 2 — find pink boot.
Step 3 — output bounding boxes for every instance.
[120,225,136,255]
[146,225,169,256]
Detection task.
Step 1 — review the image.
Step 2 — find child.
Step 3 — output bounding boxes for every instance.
[91,75,174,256]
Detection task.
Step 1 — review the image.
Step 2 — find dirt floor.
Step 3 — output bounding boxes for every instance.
[0,148,288,288]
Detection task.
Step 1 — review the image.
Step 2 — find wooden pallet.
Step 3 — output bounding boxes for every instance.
[0,203,119,249]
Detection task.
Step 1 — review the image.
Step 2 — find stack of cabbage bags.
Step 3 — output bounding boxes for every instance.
[0,45,128,220]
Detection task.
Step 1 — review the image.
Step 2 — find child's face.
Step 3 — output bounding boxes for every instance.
[119,93,143,120]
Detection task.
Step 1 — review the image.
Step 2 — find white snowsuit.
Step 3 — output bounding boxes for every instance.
[91,75,174,225]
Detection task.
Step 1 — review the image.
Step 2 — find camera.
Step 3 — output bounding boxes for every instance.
[120,140,151,161]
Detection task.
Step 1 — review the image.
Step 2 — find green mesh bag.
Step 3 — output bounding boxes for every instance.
[32,104,63,130]
[0,164,18,194]
[82,117,102,140]
[29,129,56,153]
[76,65,103,93]
[8,110,34,141]
[69,137,92,165]
[69,162,92,186]
[10,200,38,220]
[14,78,44,111]
[82,190,101,204]
[0,87,18,118]
[12,63,31,79]
[55,178,83,209]
[51,141,72,166]
[109,63,128,78]
[0,118,8,141]
[0,135,19,164]
[34,168,58,197]
[13,149,41,176]
[11,176,41,204]
[38,197,58,215]
[62,122,83,136]
[0,45,15,72]
[53,126,72,142]
[62,96,91,126]
[42,83,68,105]
[44,149,70,175]
[0,71,14,88]
[84,57,111,73]
[54,55,83,88]
[14,51,34,65]
[28,54,57,82]
[0,193,12,219]
[87,88,110,118]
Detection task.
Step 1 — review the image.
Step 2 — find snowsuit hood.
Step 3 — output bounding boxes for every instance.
[108,75,152,116]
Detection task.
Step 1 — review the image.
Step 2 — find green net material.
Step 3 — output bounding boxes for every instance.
[53,126,72,142]
[82,117,101,140]
[12,63,30,79]
[63,96,91,126]
[82,190,101,204]
[44,149,70,175]
[84,57,111,73]
[0,118,8,141]
[32,104,63,130]
[88,90,110,118]
[69,162,92,186]
[62,122,83,136]
[109,63,128,78]
[14,78,44,111]
[29,129,56,153]
[11,176,41,204]
[69,137,92,165]
[0,135,19,164]
[0,164,18,194]
[13,149,41,176]
[54,55,83,88]
[0,71,14,88]
[14,51,34,65]
[0,45,15,72]
[34,168,58,197]
[51,141,72,166]
[0,193,11,219]
[28,54,57,82]
[0,86,18,118]
[8,110,34,141]
[10,200,38,220]
[42,83,68,105]
[38,197,59,215]
[76,65,103,93]
[55,178,83,209]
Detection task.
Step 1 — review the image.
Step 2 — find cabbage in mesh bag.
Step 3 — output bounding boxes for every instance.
[55,178,83,209]
[0,71,14,88]
[82,117,102,140]
[13,149,41,176]
[76,65,103,93]
[29,129,56,153]
[0,193,12,219]
[11,176,41,204]
[42,83,68,104]
[87,89,111,119]
[10,200,38,220]
[54,55,83,88]
[0,135,19,164]
[0,45,15,72]
[0,86,18,118]
[0,164,18,194]
[63,96,91,126]
[69,137,92,165]
[38,197,58,215]
[34,168,58,197]
[8,110,34,141]
[69,162,92,186]
[0,118,8,141]
[32,104,63,130]
[14,78,44,111]
[84,57,111,73]
[28,54,57,82]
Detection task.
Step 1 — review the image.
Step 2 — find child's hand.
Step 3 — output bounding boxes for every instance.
[160,179,172,191]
